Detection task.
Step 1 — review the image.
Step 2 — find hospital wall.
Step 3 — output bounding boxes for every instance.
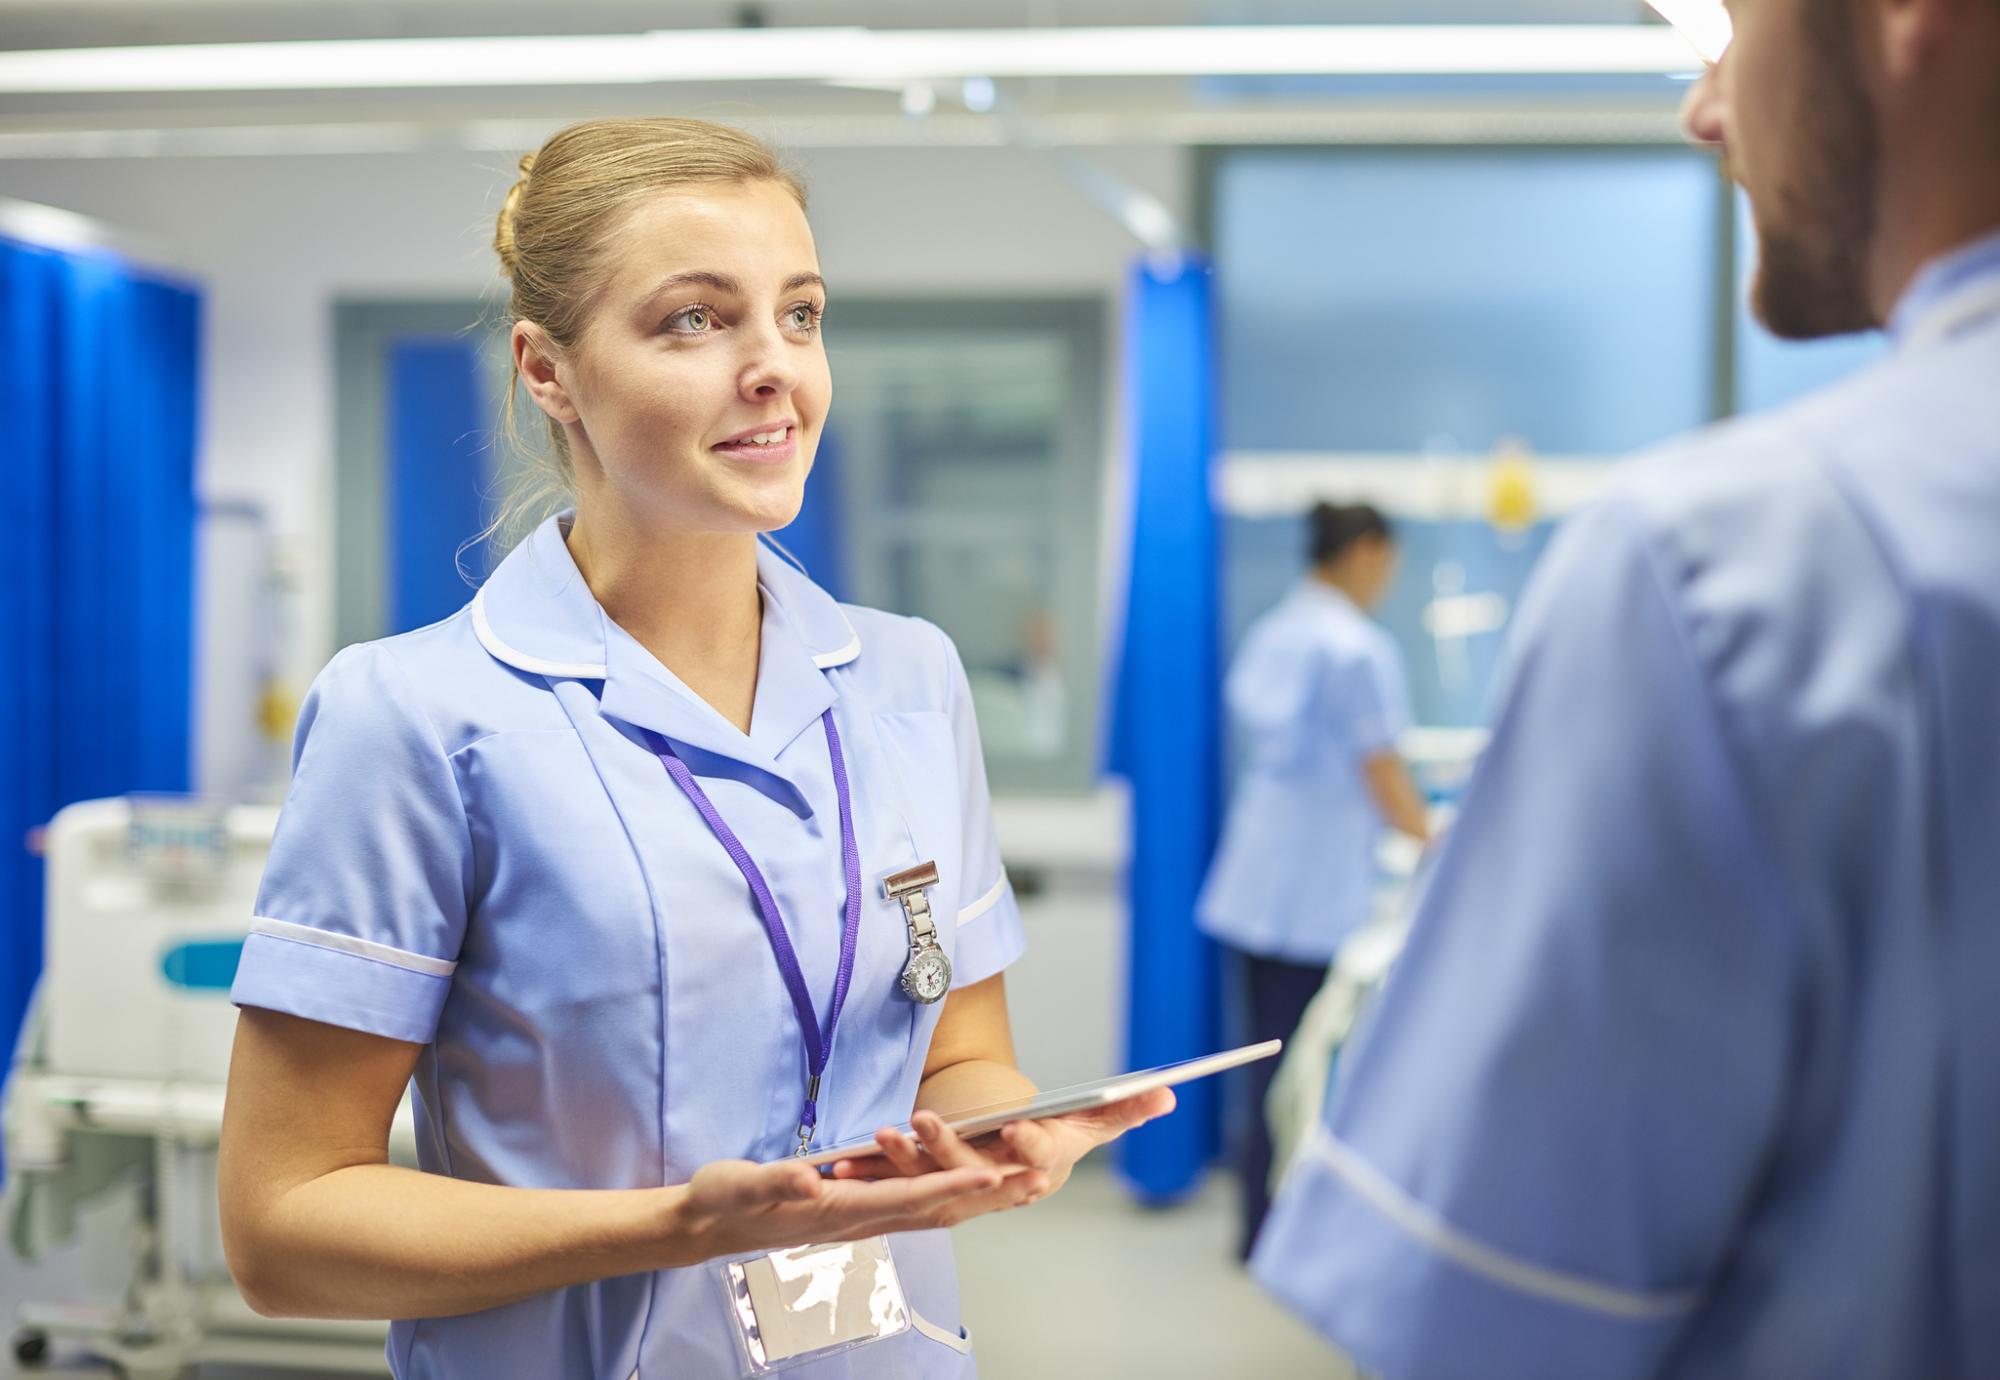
[0,141,1183,1097]
[0,142,1187,797]
[1,136,1884,1099]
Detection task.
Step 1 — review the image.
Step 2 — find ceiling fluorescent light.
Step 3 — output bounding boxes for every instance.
[1642,0,1732,64]
[0,25,1708,95]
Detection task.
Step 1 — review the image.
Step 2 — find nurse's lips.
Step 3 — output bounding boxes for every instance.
[712,422,797,464]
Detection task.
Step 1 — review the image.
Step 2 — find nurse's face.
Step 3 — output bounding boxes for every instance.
[1682,0,1882,338]
[1349,536,1399,611]
[552,179,831,535]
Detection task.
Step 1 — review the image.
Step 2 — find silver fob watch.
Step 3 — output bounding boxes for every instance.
[883,861,952,1004]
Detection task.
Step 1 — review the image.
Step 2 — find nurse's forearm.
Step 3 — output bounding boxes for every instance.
[916,1058,1038,1117]
[1363,750,1432,843]
[236,1162,688,1320]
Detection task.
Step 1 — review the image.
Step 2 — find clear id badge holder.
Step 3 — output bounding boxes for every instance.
[719,1236,911,1374]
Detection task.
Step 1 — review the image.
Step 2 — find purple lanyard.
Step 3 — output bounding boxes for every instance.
[647,710,863,1156]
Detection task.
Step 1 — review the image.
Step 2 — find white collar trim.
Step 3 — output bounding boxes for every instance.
[470,584,608,680]
[811,631,861,670]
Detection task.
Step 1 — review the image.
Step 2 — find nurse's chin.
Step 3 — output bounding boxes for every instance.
[710,487,808,538]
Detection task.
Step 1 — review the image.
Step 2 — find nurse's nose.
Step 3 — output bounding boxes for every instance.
[1680,64,1727,147]
[738,323,800,402]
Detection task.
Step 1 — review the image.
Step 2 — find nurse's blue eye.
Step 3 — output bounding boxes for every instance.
[785,302,825,334]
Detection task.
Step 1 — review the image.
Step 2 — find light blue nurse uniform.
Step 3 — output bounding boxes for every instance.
[1198,581,1413,962]
[1253,228,2000,1379]
[230,514,1025,1379]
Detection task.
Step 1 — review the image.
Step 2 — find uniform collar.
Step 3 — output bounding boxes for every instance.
[1888,225,2000,347]
[471,514,861,813]
[1296,577,1362,618]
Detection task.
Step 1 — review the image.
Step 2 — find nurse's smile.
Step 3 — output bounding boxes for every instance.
[712,420,797,465]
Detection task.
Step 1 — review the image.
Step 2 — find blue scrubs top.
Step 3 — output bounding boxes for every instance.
[1198,581,1413,963]
[1254,229,2000,1380]
[231,515,1026,1380]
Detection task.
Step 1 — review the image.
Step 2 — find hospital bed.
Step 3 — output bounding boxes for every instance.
[5,796,413,1379]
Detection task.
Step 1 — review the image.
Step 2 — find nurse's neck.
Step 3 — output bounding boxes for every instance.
[564,509,763,735]
[1310,561,1376,612]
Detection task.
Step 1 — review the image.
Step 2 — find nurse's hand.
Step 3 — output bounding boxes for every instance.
[669,1155,1036,1263]
[828,1088,1177,1206]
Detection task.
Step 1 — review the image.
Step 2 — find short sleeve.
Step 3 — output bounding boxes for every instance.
[1332,632,1410,758]
[1252,498,1807,1379]
[1224,619,1323,771]
[231,643,473,1045]
[932,623,1026,990]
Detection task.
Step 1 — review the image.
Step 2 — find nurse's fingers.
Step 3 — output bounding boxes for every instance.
[910,1111,984,1170]
[1063,1087,1176,1143]
[827,1153,893,1181]
[998,1119,1060,1173]
[808,1166,1012,1236]
[811,1159,1057,1238]
[874,1127,932,1178]
[920,1168,1054,1228]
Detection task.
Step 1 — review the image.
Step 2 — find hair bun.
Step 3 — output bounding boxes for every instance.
[493,152,536,281]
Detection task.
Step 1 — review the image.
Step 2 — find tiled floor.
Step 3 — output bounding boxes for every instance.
[4,1164,1351,1379]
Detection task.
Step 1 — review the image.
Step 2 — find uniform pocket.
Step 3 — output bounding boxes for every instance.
[884,1230,970,1361]
[908,1311,973,1354]
[870,711,966,930]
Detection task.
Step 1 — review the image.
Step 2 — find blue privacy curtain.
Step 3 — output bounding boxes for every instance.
[388,337,494,632]
[772,423,848,601]
[0,234,199,1101]
[1107,254,1223,1202]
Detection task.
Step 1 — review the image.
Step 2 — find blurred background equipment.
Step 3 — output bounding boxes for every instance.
[7,798,418,1377]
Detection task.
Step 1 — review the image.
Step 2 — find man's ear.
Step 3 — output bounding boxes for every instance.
[513,323,579,425]
[1874,0,1955,88]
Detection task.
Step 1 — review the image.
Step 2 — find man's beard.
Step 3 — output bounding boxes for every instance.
[1750,4,1883,339]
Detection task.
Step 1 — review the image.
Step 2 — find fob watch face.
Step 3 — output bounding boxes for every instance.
[903,947,952,1004]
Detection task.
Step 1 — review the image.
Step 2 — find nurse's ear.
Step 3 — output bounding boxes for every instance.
[512,320,581,425]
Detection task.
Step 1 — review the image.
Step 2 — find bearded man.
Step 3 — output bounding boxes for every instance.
[1252,0,2000,1374]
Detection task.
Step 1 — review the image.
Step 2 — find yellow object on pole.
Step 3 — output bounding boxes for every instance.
[256,682,300,744]
[1485,441,1540,535]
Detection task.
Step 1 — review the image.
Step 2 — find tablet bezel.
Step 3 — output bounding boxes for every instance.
[790,1038,1283,1170]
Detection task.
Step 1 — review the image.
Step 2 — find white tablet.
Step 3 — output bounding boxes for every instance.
[792,1039,1282,1170]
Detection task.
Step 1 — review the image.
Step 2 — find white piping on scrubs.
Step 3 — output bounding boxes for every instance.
[1298,1123,1702,1322]
[957,876,1009,927]
[247,916,459,977]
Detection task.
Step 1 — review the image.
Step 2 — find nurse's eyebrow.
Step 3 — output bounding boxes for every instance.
[639,271,825,307]
[641,271,741,305]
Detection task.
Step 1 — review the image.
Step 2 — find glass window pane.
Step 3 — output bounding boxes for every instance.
[1215,148,1721,454]
[817,302,1104,793]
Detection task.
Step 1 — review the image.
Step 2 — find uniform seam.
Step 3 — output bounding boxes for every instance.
[1301,1124,1701,1321]
[1611,498,1817,955]
[369,641,473,1182]
[545,686,669,1358]
[443,726,581,761]
[1611,496,1826,1252]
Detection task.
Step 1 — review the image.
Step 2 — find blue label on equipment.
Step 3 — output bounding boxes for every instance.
[160,940,245,991]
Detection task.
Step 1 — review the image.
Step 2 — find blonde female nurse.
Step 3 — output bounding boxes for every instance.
[216,118,1170,1379]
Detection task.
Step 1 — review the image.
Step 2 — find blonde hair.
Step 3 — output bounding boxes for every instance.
[486,117,807,546]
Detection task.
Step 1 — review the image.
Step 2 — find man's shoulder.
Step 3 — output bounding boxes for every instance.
[1612,335,1987,533]
[1600,355,1918,582]
[1551,366,1926,758]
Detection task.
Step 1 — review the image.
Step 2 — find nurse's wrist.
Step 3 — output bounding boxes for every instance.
[648,1173,776,1269]
[649,1183,718,1270]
